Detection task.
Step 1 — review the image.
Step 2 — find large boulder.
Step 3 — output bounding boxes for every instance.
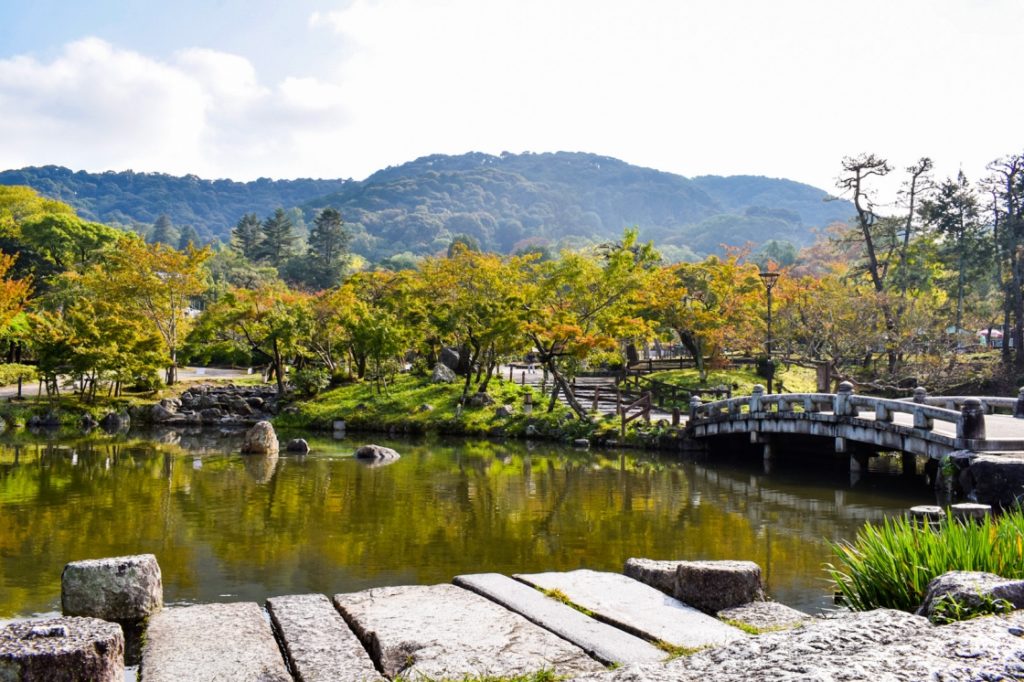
[572,609,1024,682]
[241,420,279,455]
[61,554,163,621]
[431,363,457,383]
[624,558,764,614]
[151,403,177,422]
[98,412,129,433]
[959,454,1024,508]
[468,392,494,407]
[354,444,401,463]
[495,404,515,418]
[0,617,124,682]
[439,347,461,372]
[917,571,1024,622]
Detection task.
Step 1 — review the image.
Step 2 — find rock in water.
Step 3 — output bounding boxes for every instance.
[285,438,310,454]
[0,616,124,682]
[61,554,163,621]
[674,560,764,614]
[241,420,279,454]
[354,444,400,462]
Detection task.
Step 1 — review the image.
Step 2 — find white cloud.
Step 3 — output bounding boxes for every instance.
[1,0,1022,190]
[0,38,350,179]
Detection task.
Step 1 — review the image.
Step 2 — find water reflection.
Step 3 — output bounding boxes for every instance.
[0,431,934,618]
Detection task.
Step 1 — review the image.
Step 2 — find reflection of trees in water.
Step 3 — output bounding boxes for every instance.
[0,434,926,617]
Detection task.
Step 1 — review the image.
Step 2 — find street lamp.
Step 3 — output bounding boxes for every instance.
[759,270,781,393]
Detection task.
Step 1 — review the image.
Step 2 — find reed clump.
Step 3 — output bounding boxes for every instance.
[825,508,1024,612]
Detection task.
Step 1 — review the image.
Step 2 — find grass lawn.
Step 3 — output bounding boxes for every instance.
[274,372,586,439]
[645,363,817,395]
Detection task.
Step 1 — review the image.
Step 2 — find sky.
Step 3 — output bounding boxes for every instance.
[0,0,1021,195]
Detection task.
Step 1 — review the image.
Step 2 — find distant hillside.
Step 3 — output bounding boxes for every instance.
[0,152,854,261]
[0,166,349,243]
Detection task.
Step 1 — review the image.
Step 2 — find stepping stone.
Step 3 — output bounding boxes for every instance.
[514,569,743,649]
[454,572,665,666]
[141,602,290,682]
[267,594,383,682]
[333,583,604,679]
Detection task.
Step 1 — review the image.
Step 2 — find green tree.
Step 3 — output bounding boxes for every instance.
[231,213,263,260]
[303,208,350,289]
[150,214,176,245]
[920,172,992,336]
[257,208,296,267]
[178,225,201,251]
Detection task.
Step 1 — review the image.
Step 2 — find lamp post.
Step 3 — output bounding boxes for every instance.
[759,270,780,393]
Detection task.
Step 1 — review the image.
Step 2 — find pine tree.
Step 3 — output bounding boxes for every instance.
[231,213,262,260]
[303,208,350,288]
[257,208,297,267]
[178,225,200,251]
[150,214,175,245]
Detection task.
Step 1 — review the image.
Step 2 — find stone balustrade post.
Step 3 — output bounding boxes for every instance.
[958,397,986,442]
[874,401,892,422]
[1015,387,1024,419]
[689,395,702,421]
[913,405,933,430]
[913,386,928,404]
[750,384,764,413]
[835,381,854,417]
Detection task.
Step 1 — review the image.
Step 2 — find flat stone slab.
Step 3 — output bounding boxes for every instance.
[514,570,743,649]
[141,602,290,682]
[716,601,812,632]
[333,583,604,679]
[267,594,383,682]
[0,616,124,682]
[454,573,665,666]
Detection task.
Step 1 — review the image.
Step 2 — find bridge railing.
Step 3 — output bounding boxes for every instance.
[689,382,989,444]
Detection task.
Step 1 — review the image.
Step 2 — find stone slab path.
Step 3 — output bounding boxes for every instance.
[333,583,605,680]
[267,593,383,682]
[515,569,744,649]
[454,572,666,666]
[141,602,291,682]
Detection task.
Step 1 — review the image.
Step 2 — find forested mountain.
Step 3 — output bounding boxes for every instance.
[0,166,350,244]
[0,152,854,261]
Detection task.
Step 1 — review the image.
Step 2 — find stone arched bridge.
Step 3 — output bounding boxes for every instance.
[685,382,1024,461]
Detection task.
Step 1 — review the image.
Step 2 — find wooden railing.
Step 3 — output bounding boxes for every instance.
[619,392,652,436]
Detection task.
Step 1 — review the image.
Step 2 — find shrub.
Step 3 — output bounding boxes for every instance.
[825,509,1024,612]
[292,366,329,397]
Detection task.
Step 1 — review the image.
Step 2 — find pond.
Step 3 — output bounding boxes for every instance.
[0,429,935,619]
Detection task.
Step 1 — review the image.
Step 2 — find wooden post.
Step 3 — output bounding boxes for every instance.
[509,365,514,381]
[1015,386,1024,419]
[616,387,622,415]
[592,387,600,412]
[523,392,533,415]
[672,407,680,427]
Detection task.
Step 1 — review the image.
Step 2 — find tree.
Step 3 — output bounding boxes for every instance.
[231,213,262,260]
[643,255,763,381]
[985,154,1024,366]
[97,236,211,384]
[193,282,308,394]
[835,154,933,374]
[302,208,350,289]
[257,208,297,267]
[178,225,201,251]
[149,214,176,245]
[919,172,991,336]
[522,229,657,417]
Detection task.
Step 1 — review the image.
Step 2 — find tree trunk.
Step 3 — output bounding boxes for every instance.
[273,338,285,394]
